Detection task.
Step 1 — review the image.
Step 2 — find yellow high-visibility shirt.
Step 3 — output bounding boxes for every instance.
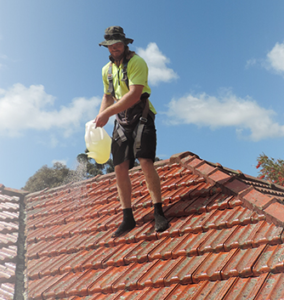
[102,55,156,114]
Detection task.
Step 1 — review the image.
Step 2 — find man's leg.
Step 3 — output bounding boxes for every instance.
[115,160,132,209]
[139,158,169,232]
[112,160,136,237]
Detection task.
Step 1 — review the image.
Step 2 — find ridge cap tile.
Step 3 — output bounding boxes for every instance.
[240,187,277,215]
[208,169,232,186]
[224,178,250,194]
[195,162,217,178]
[169,151,193,164]
[180,156,204,172]
[264,201,284,227]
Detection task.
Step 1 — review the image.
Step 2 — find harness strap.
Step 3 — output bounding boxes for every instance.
[116,122,127,143]
[107,59,129,97]
[107,56,151,154]
[141,98,149,122]
[121,60,129,89]
[133,99,149,152]
[107,63,115,97]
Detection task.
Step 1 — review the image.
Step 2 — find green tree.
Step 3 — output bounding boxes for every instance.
[256,153,284,186]
[23,162,78,192]
[24,154,163,193]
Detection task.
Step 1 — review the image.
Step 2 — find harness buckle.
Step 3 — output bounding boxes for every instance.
[139,117,147,124]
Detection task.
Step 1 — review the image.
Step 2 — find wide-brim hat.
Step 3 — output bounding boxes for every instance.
[99,26,134,47]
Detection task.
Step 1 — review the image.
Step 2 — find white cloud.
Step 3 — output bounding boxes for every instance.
[0,83,101,137]
[267,42,284,73]
[137,43,178,85]
[164,91,284,141]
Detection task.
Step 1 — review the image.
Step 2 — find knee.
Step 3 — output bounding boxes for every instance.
[115,161,130,179]
[139,158,155,174]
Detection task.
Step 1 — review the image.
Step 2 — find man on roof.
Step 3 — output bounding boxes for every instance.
[95,26,169,237]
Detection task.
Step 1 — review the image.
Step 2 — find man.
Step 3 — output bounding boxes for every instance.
[95,26,169,237]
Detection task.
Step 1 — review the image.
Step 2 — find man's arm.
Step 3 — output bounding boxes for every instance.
[99,94,114,113]
[95,84,143,127]
[94,94,114,126]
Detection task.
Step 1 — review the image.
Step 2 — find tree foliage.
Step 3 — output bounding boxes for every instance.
[256,153,284,186]
[23,162,78,193]
[23,153,162,193]
[23,157,115,193]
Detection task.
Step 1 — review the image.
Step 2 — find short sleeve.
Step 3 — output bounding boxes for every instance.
[127,56,148,87]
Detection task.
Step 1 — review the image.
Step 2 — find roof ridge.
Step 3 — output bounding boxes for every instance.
[169,151,284,228]
[0,185,28,197]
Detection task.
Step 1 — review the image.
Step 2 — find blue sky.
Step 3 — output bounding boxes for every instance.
[1,1,284,189]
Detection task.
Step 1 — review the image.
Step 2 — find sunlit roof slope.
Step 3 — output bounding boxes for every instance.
[24,151,284,300]
[0,184,27,300]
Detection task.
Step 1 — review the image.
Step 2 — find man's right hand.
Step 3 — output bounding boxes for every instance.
[94,110,109,128]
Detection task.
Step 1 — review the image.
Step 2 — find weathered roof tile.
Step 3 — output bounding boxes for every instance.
[23,151,284,299]
[264,201,284,227]
[0,186,26,299]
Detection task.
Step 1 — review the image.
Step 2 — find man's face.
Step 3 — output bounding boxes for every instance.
[108,42,125,60]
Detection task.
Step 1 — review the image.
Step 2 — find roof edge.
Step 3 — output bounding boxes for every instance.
[0,184,29,197]
[25,159,172,200]
[170,151,284,228]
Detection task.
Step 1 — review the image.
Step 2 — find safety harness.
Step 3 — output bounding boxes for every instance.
[107,57,150,154]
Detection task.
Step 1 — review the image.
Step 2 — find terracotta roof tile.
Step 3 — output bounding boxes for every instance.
[0,186,26,299]
[255,273,284,299]
[0,283,15,300]
[264,201,284,227]
[24,151,284,299]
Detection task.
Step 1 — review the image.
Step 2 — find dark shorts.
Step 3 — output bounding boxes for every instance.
[111,114,156,169]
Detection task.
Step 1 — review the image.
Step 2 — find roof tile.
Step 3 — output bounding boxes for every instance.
[240,188,277,214]
[255,273,284,300]
[114,261,158,291]
[208,169,232,185]
[223,274,267,300]
[0,188,23,299]
[253,244,284,276]
[195,161,217,176]
[172,231,208,258]
[181,156,204,170]
[222,245,266,279]
[0,283,14,300]
[165,255,209,286]
[225,178,249,194]
[148,235,185,261]
[192,249,236,282]
[264,201,284,227]
[198,227,236,254]
[23,152,284,299]
[124,239,158,264]
[0,246,17,262]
